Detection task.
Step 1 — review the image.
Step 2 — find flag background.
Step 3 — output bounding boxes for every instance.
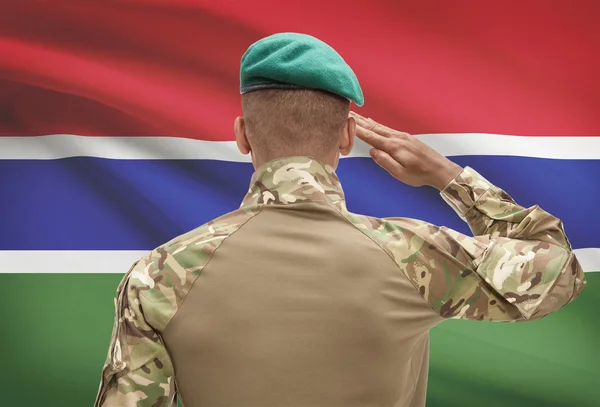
[1,1,599,406]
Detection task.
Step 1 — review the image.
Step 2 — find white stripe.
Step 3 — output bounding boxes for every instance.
[1,134,599,160]
[572,248,600,274]
[0,250,149,274]
[0,248,598,274]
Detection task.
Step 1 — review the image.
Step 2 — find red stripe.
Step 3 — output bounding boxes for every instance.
[1,0,599,140]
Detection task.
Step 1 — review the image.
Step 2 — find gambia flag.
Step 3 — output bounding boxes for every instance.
[1,1,598,406]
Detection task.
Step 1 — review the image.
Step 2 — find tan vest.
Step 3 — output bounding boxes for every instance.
[165,199,440,407]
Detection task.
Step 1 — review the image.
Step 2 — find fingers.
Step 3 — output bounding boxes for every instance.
[349,111,410,140]
[369,148,406,179]
[349,111,379,131]
[351,112,392,138]
[355,124,399,152]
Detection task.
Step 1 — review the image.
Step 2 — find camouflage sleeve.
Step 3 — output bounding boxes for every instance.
[440,166,572,248]
[384,166,586,322]
[94,261,177,407]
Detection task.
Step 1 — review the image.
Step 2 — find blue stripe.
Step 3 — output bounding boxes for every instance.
[1,157,598,250]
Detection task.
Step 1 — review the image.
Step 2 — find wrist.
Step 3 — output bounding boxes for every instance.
[430,162,463,190]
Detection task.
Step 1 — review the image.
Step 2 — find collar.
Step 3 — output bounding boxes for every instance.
[240,156,346,211]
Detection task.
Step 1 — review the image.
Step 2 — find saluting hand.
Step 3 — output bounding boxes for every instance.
[350,112,463,191]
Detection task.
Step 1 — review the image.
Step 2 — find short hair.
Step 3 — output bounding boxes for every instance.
[241,89,350,162]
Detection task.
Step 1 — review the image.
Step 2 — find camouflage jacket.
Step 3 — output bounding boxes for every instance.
[94,156,586,407]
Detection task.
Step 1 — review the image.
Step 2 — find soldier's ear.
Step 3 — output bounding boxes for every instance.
[235,116,251,155]
[339,116,356,156]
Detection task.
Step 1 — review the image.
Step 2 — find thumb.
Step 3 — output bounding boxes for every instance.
[370,148,405,179]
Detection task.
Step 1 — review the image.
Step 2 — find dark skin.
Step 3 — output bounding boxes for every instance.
[235,108,462,191]
[350,111,463,191]
[234,115,355,169]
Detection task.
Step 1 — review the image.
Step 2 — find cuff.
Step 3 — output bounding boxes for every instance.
[440,166,493,219]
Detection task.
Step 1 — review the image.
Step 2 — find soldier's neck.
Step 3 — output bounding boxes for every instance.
[251,151,339,170]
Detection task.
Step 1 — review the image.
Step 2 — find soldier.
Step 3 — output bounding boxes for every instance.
[95,33,586,407]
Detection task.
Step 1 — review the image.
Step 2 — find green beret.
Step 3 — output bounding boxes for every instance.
[240,33,364,106]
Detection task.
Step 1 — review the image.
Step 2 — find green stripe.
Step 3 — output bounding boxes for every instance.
[1,273,598,407]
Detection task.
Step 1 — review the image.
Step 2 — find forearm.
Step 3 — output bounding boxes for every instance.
[431,166,586,320]
[440,166,572,249]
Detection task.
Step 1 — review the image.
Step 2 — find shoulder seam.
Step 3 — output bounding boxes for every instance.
[328,204,444,319]
[144,205,265,333]
[327,205,407,271]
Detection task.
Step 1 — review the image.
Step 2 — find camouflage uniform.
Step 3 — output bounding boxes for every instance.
[95,156,586,407]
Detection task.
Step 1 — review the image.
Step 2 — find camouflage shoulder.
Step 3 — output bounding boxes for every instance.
[343,211,485,261]
[340,211,493,316]
[126,205,263,330]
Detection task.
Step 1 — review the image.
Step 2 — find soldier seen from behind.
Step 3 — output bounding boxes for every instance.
[95,33,586,407]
